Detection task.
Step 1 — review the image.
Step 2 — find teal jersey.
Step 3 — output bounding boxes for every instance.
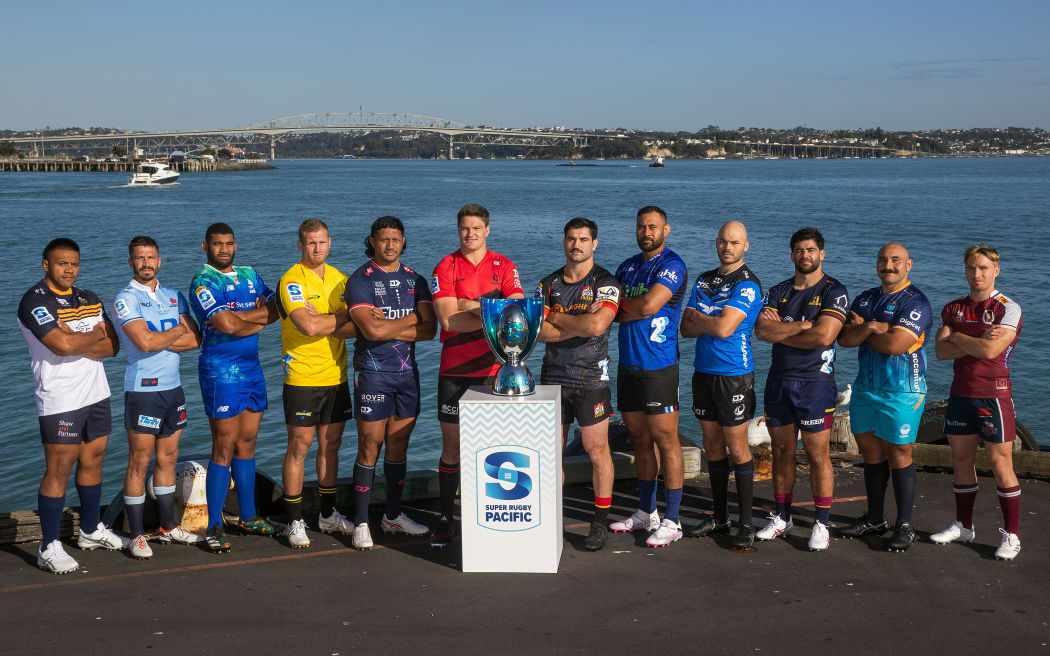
[189,265,274,383]
[851,283,932,394]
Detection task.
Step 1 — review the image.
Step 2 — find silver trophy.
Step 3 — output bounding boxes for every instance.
[481,297,544,396]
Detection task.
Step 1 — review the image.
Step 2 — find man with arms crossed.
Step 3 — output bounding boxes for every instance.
[537,217,620,551]
[345,216,436,549]
[837,243,931,552]
[609,206,688,548]
[278,218,358,548]
[19,238,122,573]
[113,236,202,558]
[682,221,763,550]
[189,223,280,553]
[430,204,524,548]
[754,227,848,551]
[932,245,1023,560]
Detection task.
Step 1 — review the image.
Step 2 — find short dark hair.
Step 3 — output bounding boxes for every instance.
[637,206,667,222]
[790,227,825,250]
[365,216,406,258]
[298,218,329,243]
[128,235,159,257]
[457,204,490,226]
[564,217,597,239]
[205,222,234,242]
[43,237,79,260]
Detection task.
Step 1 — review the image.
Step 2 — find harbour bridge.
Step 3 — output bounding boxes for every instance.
[7,112,622,159]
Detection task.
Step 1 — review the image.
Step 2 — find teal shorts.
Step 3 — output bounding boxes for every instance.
[850,390,926,445]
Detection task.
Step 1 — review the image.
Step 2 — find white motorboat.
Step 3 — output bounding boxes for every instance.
[129,162,179,185]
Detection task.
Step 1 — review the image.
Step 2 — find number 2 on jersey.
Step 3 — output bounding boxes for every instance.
[650,316,669,343]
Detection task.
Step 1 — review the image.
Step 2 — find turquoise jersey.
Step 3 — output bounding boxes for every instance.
[189,265,274,383]
[850,283,932,394]
[113,279,189,392]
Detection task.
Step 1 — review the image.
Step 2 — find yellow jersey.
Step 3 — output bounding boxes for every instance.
[277,262,348,386]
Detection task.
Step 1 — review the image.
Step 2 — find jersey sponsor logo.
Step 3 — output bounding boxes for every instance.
[388,279,400,288]
[295,410,313,418]
[285,282,304,303]
[137,415,161,429]
[31,306,56,325]
[945,419,967,428]
[977,408,992,417]
[658,268,679,284]
[597,286,619,302]
[373,281,386,296]
[114,299,131,318]
[195,286,216,310]
[359,393,386,403]
[741,287,756,303]
[441,404,458,416]
[141,378,158,387]
[800,417,824,427]
[593,402,605,417]
[430,276,440,294]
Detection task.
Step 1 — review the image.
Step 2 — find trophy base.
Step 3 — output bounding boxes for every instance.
[492,363,535,396]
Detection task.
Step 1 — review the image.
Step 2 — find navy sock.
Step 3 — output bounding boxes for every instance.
[231,457,257,520]
[383,460,407,520]
[707,458,730,523]
[438,460,459,520]
[891,463,917,525]
[124,494,146,537]
[75,482,102,531]
[154,485,176,531]
[206,461,231,530]
[353,462,375,525]
[664,487,683,523]
[864,461,890,521]
[734,459,755,528]
[637,479,658,514]
[38,493,66,546]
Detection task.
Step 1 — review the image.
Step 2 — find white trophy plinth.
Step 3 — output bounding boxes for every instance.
[459,385,563,573]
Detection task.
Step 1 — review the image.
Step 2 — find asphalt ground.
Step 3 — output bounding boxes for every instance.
[1,465,1047,655]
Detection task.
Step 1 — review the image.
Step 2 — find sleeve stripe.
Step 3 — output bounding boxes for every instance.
[821,308,847,319]
[600,300,620,311]
[349,303,374,311]
[893,325,919,340]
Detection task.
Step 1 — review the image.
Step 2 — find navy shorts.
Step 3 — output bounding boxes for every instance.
[200,374,267,419]
[943,395,1016,443]
[355,369,420,422]
[39,398,111,444]
[125,387,187,436]
[763,377,836,433]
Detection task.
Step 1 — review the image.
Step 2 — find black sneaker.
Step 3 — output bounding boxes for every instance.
[885,522,915,552]
[686,518,732,539]
[584,519,608,551]
[839,513,888,539]
[731,525,757,550]
[205,525,231,553]
[429,517,455,549]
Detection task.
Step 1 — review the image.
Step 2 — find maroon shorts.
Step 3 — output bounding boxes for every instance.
[942,395,1015,443]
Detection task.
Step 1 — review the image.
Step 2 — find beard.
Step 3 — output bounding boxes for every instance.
[208,252,234,269]
[638,234,664,253]
[794,259,819,275]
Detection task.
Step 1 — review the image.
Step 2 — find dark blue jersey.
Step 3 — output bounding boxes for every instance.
[763,275,849,381]
[614,248,687,370]
[686,264,762,376]
[850,283,932,394]
[345,260,432,374]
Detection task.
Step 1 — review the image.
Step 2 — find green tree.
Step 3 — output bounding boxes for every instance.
[0,140,23,158]
[111,145,128,158]
[217,148,233,160]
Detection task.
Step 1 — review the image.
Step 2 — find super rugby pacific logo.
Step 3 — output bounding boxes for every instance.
[477,445,541,532]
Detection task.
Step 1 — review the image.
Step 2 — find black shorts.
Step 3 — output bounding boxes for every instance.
[692,371,755,427]
[125,387,188,436]
[438,374,496,424]
[617,364,679,415]
[39,398,111,444]
[559,385,612,428]
[283,382,353,427]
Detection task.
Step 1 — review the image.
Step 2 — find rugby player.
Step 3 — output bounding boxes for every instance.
[754,227,848,551]
[537,217,620,551]
[189,223,280,553]
[609,206,688,548]
[932,245,1023,560]
[345,217,436,550]
[19,238,123,574]
[681,221,763,550]
[837,243,931,552]
[277,218,358,548]
[113,236,202,558]
[429,204,524,548]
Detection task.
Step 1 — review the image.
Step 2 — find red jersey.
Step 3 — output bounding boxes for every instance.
[941,290,1022,398]
[431,250,524,376]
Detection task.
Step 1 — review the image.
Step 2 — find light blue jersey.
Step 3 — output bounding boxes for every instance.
[113,279,189,392]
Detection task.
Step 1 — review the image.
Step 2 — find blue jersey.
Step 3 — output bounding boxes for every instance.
[189,265,274,383]
[615,248,687,370]
[345,260,432,374]
[850,283,932,394]
[763,275,849,381]
[113,280,189,392]
[686,264,762,376]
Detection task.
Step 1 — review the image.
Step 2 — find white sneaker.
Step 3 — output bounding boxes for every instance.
[286,518,310,548]
[157,525,201,545]
[352,523,374,550]
[995,528,1021,561]
[609,509,660,533]
[127,534,153,559]
[77,522,127,551]
[381,512,430,536]
[645,518,683,547]
[37,540,79,574]
[808,521,830,551]
[318,510,353,535]
[930,520,975,545]
[756,513,793,541]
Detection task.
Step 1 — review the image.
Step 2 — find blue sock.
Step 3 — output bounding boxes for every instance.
[75,482,102,531]
[38,493,66,546]
[231,457,257,520]
[124,493,146,537]
[353,462,376,525]
[664,487,683,523]
[383,460,407,520]
[154,485,176,531]
[206,461,231,530]
[638,479,658,514]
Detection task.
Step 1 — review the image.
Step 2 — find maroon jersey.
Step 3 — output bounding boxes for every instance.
[941,290,1022,398]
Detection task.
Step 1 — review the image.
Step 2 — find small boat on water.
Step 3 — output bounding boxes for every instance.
[129,161,179,185]
[649,157,665,168]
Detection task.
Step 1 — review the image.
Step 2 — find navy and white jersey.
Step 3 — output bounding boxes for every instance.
[763,275,849,381]
[113,279,190,392]
[851,283,932,394]
[614,248,687,371]
[537,264,621,390]
[686,264,762,376]
[345,260,432,374]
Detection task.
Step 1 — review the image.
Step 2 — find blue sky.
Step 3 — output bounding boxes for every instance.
[3,1,1048,131]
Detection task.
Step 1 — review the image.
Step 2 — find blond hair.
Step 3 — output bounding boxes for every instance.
[964,244,999,265]
[298,218,329,243]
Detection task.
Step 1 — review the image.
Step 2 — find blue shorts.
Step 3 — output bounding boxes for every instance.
[200,375,267,419]
[850,390,925,445]
[355,369,420,422]
[763,377,837,433]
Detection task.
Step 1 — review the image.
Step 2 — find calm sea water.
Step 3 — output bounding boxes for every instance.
[1,158,1047,512]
